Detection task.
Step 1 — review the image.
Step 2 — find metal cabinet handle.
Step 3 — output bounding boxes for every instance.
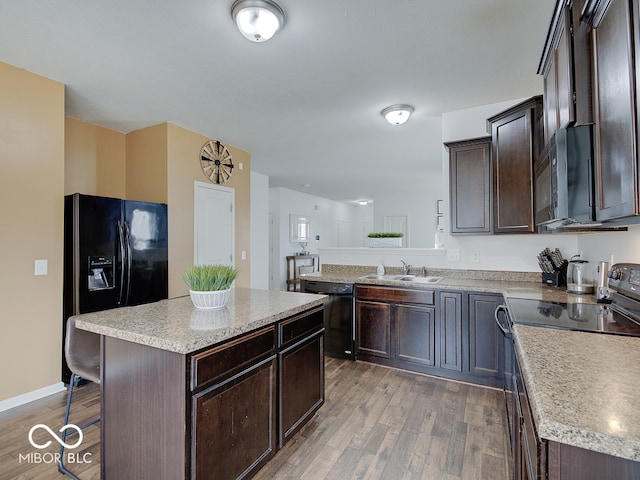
[494,304,511,336]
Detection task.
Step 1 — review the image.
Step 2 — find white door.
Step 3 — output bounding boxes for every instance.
[194,181,235,267]
[337,220,350,247]
[384,215,408,247]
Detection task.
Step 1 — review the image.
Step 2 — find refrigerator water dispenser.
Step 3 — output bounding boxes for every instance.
[88,256,115,291]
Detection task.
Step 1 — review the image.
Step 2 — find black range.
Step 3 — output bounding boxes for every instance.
[501,263,640,337]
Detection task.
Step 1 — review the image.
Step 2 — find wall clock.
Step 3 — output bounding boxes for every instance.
[200,140,234,184]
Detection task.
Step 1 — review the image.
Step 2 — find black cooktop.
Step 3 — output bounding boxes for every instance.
[504,297,640,337]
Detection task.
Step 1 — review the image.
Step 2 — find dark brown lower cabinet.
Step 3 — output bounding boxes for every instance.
[468,293,503,381]
[193,357,277,480]
[355,286,502,388]
[512,344,640,479]
[356,299,391,358]
[279,329,324,447]
[101,305,324,480]
[439,291,464,372]
[396,303,436,366]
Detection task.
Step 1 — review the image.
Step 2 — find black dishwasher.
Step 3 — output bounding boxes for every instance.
[302,280,355,359]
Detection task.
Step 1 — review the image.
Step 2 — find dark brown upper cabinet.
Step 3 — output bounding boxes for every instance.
[538,0,593,145]
[487,96,544,234]
[583,0,640,221]
[445,137,492,235]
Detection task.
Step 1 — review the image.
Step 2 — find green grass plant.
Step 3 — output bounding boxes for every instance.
[180,264,239,291]
[367,232,404,238]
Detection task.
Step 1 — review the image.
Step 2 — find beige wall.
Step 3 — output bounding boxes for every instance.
[65,117,126,197]
[0,62,65,401]
[165,123,252,295]
[0,63,252,402]
[64,119,252,297]
[126,123,168,204]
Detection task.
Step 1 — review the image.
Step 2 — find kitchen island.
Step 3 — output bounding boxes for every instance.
[75,288,327,480]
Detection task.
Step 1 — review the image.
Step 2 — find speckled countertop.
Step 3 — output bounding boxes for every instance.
[514,325,640,461]
[75,288,327,354]
[306,264,640,461]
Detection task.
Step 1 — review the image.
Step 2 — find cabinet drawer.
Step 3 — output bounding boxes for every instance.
[356,285,435,305]
[191,326,276,391]
[278,306,323,348]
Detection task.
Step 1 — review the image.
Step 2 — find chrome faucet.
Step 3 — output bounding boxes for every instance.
[401,260,411,275]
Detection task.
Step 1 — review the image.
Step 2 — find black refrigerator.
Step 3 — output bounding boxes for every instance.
[62,193,168,383]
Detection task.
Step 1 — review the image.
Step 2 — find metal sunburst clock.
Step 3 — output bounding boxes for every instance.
[200,140,234,184]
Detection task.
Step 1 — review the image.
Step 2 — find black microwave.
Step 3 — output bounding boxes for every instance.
[534,125,596,227]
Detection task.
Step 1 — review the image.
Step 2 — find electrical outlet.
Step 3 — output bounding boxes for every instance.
[470,251,480,263]
[446,249,460,261]
[241,250,247,260]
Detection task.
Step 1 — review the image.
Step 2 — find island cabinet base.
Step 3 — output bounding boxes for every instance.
[101,335,188,480]
[546,441,640,480]
[100,305,324,480]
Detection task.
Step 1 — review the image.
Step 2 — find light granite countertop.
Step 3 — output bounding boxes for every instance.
[514,325,640,461]
[75,288,327,354]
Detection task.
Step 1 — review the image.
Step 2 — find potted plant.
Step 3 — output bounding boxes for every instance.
[180,264,239,309]
[367,232,404,248]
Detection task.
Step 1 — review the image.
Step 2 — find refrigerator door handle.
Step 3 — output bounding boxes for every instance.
[117,221,126,305]
[124,222,132,305]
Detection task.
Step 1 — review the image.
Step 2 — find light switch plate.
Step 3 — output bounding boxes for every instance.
[35,259,48,276]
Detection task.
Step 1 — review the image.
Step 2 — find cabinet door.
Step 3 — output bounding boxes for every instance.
[489,97,542,233]
[446,137,492,234]
[543,48,559,145]
[556,5,574,129]
[439,291,464,372]
[279,331,324,447]
[192,356,277,480]
[356,300,391,358]
[395,303,436,366]
[468,293,503,384]
[590,0,639,220]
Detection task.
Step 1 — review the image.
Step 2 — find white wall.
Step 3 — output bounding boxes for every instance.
[250,171,270,289]
[269,187,372,289]
[577,226,640,267]
[374,189,442,248]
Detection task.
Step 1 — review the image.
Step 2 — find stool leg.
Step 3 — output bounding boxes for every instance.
[58,374,80,480]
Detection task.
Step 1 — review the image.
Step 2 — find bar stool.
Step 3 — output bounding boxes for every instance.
[58,316,101,480]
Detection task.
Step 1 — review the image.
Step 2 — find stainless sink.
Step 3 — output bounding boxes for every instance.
[359,274,443,284]
[395,275,443,284]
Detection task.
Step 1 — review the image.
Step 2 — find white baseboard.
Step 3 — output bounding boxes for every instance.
[0,382,67,413]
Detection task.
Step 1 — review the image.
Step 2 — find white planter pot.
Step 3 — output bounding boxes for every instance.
[369,237,403,248]
[189,288,231,310]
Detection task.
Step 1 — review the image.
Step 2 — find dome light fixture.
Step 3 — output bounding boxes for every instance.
[381,104,414,126]
[231,0,285,43]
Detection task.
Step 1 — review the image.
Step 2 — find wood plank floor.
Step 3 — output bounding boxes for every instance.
[0,357,510,479]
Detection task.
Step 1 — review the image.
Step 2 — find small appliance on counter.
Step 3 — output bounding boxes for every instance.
[596,260,613,303]
[537,247,568,287]
[566,255,594,294]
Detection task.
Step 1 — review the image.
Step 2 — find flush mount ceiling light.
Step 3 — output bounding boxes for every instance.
[381,104,414,126]
[231,0,285,42]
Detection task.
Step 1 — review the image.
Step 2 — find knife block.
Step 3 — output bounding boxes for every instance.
[541,261,568,287]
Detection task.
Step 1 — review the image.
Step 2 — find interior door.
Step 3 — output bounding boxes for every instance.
[383,215,408,246]
[194,182,235,267]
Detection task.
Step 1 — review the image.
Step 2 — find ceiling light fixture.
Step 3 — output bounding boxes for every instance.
[381,104,414,126]
[231,0,285,43]
[358,200,369,206]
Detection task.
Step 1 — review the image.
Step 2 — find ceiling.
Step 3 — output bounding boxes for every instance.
[0,0,555,203]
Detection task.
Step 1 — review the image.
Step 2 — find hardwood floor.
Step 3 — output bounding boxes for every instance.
[0,381,101,480]
[0,358,509,479]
